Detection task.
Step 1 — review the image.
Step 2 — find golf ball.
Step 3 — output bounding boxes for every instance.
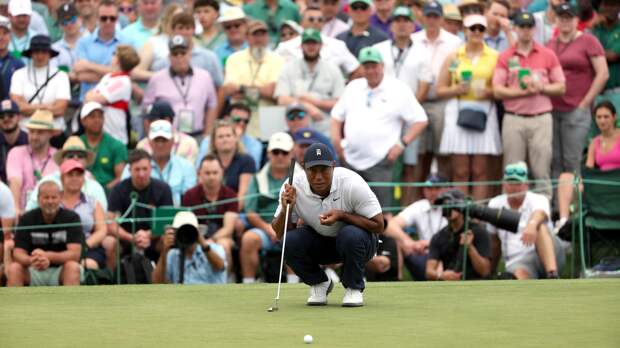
[304,334,313,344]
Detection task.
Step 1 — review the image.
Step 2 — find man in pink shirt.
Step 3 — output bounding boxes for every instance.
[492,11,565,198]
[6,110,59,215]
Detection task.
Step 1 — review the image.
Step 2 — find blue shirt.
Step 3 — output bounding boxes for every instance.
[214,41,248,68]
[121,155,197,206]
[0,53,25,100]
[197,134,263,169]
[190,47,224,87]
[76,30,121,100]
[165,244,227,284]
[9,29,37,65]
[118,18,158,50]
[484,31,510,53]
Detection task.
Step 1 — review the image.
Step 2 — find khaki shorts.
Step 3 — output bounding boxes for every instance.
[418,100,447,154]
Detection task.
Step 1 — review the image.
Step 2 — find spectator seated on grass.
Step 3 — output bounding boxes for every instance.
[8,181,82,286]
[152,211,226,284]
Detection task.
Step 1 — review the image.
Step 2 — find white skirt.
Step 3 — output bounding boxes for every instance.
[439,98,502,155]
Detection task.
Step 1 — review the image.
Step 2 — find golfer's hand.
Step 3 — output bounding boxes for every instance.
[442,270,462,281]
[319,209,342,226]
[521,223,538,246]
[280,184,296,210]
[162,228,175,251]
[459,230,474,246]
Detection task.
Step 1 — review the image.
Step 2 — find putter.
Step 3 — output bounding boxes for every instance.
[267,160,296,312]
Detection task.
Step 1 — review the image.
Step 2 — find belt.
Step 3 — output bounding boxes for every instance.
[506,111,550,117]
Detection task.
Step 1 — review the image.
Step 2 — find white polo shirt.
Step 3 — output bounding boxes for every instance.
[331,76,427,170]
[274,167,382,237]
[411,29,462,99]
[373,40,433,95]
[397,198,447,241]
[487,192,552,268]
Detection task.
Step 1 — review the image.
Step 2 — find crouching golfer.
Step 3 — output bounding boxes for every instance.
[271,143,384,307]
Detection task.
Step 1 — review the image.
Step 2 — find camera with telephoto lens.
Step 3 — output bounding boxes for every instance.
[175,224,199,248]
[435,189,522,233]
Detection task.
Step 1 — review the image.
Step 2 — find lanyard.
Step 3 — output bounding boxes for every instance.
[30,147,52,180]
[249,60,263,86]
[390,40,412,79]
[303,63,319,93]
[30,64,50,104]
[171,73,192,107]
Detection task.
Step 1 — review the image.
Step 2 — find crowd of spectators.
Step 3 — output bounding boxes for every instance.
[1,0,620,286]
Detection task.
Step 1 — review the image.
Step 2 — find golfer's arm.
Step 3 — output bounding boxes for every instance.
[272,208,295,240]
[339,212,384,234]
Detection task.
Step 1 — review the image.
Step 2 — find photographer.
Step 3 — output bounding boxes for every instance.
[426,189,492,281]
[487,162,564,280]
[152,211,226,285]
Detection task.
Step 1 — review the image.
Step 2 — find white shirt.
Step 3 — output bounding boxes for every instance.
[275,34,360,76]
[274,167,382,237]
[533,11,555,45]
[331,76,428,170]
[397,199,447,241]
[373,39,433,95]
[321,18,350,38]
[0,181,16,219]
[95,73,132,145]
[411,29,462,99]
[487,192,552,268]
[10,65,71,130]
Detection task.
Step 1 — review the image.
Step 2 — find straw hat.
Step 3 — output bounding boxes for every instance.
[26,109,55,130]
[53,136,96,166]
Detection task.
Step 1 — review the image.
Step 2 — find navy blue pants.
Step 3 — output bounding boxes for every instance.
[284,225,377,290]
[404,253,428,281]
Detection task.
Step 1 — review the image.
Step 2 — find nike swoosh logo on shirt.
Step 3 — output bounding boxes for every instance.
[333,197,340,201]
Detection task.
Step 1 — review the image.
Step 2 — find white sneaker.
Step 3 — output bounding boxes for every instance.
[324,267,341,284]
[307,279,333,306]
[342,288,363,307]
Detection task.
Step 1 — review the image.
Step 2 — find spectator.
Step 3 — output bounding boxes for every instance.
[152,211,226,284]
[532,0,565,45]
[79,102,128,191]
[243,0,301,44]
[40,0,66,43]
[119,0,162,50]
[107,149,173,263]
[370,0,395,37]
[182,154,238,276]
[373,6,432,205]
[493,11,566,199]
[593,0,620,110]
[484,0,514,52]
[222,20,284,139]
[275,28,345,136]
[436,14,501,201]
[213,7,248,68]
[142,35,218,137]
[121,120,196,205]
[194,0,226,50]
[425,189,491,281]
[84,44,139,145]
[7,0,39,63]
[320,0,349,38]
[275,6,360,79]
[197,102,263,169]
[0,16,24,101]
[279,20,302,45]
[25,135,108,213]
[488,162,564,279]
[137,100,200,165]
[8,180,81,287]
[336,0,388,58]
[457,0,485,16]
[10,35,70,145]
[331,47,427,214]
[412,1,462,200]
[585,101,620,171]
[59,159,111,270]
[208,120,257,209]
[384,173,448,281]
[6,110,58,215]
[0,100,27,183]
[292,126,337,165]
[74,0,121,101]
[0,181,16,278]
[119,0,139,24]
[442,4,463,36]
[547,3,609,229]
[409,0,425,30]
[240,132,296,284]
[75,0,99,33]
[287,105,338,162]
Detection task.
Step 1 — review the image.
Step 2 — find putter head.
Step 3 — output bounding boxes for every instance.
[266,306,278,312]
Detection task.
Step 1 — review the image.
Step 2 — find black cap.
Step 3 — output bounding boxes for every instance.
[0,99,19,114]
[554,3,577,17]
[303,143,334,169]
[436,188,466,205]
[143,101,175,120]
[513,11,536,27]
[57,3,78,22]
[423,1,443,17]
[425,173,448,185]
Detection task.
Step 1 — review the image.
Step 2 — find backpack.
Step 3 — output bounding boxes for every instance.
[120,253,154,284]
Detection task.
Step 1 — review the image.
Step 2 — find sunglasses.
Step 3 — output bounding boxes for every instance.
[517,24,535,29]
[120,5,135,13]
[0,113,17,120]
[271,149,290,156]
[231,115,250,124]
[224,23,242,30]
[468,25,486,33]
[63,151,87,160]
[251,29,268,36]
[504,167,527,177]
[100,15,118,23]
[350,4,369,11]
[60,16,78,26]
[286,111,306,120]
[307,16,324,23]
[170,49,188,56]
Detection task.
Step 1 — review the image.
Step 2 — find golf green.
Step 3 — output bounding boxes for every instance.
[1,280,618,347]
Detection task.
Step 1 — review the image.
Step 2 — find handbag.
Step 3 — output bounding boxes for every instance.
[457,108,487,132]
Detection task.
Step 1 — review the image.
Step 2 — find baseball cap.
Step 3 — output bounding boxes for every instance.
[303,143,334,169]
[149,120,173,140]
[169,35,189,50]
[513,11,535,27]
[285,103,307,119]
[57,3,78,23]
[267,132,294,152]
[60,159,85,175]
[80,102,104,119]
[423,1,443,17]
[463,14,487,28]
[425,173,448,185]
[503,161,529,183]
[247,20,268,34]
[217,7,246,23]
[0,99,19,114]
[554,3,577,17]
[9,0,32,16]
[143,101,175,120]
[301,28,322,43]
[349,0,372,7]
[172,211,199,229]
[281,20,303,34]
[358,46,383,64]
[293,127,322,145]
[392,6,414,20]
[0,15,10,30]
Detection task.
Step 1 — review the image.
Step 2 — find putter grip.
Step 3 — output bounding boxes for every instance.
[287,159,295,185]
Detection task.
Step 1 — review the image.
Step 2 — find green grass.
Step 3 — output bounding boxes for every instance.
[1,280,619,347]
